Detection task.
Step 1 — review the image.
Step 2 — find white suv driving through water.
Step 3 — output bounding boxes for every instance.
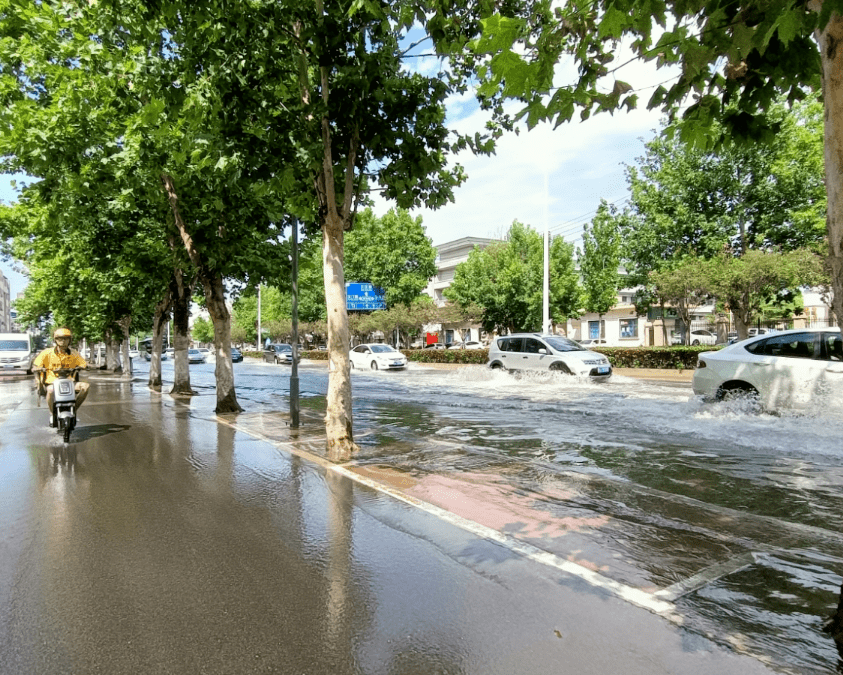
[487,334,612,379]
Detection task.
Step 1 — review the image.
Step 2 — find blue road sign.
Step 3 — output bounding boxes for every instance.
[346,282,387,311]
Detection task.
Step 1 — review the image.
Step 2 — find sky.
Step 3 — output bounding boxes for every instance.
[372,30,676,250]
[373,97,663,249]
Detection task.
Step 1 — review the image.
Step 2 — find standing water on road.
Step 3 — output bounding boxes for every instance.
[151,360,843,672]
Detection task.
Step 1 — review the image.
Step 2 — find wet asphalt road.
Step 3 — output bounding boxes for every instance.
[0,363,783,675]
[0,362,836,673]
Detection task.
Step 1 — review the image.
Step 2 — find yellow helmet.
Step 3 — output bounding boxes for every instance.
[54,327,72,339]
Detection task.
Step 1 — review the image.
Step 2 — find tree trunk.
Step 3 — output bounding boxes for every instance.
[323,213,358,462]
[203,271,242,413]
[149,292,171,391]
[105,330,122,373]
[170,272,195,396]
[118,316,132,379]
[814,7,843,335]
[162,173,240,413]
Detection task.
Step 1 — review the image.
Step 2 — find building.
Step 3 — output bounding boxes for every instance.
[424,237,497,307]
[0,271,10,333]
[423,237,497,346]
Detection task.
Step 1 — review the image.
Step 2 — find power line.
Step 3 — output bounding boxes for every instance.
[548,195,631,238]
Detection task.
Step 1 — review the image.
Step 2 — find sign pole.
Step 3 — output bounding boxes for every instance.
[290,217,300,429]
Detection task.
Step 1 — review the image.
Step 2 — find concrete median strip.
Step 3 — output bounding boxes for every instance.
[216,414,679,621]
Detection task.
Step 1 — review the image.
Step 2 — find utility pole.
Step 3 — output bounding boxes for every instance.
[543,171,551,335]
[290,217,300,429]
[257,284,261,351]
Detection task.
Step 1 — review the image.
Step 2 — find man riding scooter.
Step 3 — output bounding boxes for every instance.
[33,328,89,427]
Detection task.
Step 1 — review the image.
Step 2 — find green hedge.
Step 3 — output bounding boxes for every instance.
[593,346,718,370]
[404,348,489,364]
[257,345,718,369]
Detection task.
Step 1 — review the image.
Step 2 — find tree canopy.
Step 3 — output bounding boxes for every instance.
[446,221,580,333]
[469,0,843,331]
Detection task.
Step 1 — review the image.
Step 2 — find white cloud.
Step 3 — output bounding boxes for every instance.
[373,100,663,247]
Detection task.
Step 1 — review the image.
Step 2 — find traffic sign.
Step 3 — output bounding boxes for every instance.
[346,282,386,311]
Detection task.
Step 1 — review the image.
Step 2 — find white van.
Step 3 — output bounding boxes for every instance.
[0,333,33,374]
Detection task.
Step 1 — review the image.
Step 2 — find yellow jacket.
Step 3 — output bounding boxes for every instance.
[33,347,88,384]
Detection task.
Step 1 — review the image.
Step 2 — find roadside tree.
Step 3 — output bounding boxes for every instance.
[704,249,824,338]
[446,221,580,333]
[471,0,843,335]
[344,209,437,309]
[649,260,711,345]
[578,202,623,329]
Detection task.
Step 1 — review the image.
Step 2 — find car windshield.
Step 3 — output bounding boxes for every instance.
[370,345,396,353]
[278,344,292,351]
[189,350,199,354]
[544,336,585,352]
[0,340,29,350]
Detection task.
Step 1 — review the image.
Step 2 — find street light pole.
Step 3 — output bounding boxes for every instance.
[543,171,551,335]
[290,217,300,429]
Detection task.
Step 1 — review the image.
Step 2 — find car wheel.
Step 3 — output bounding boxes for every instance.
[716,383,760,406]
[274,356,280,364]
[489,362,504,370]
[370,361,378,371]
[692,340,700,346]
[549,362,572,375]
[349,360,355,369]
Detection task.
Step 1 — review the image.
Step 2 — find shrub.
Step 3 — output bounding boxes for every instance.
[297,345,715,369]
[593,346,718,370]
[404,348,489,364]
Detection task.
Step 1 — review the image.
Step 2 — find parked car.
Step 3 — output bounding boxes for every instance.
[165,347,175,359]
[187,348,206,364]
[577,338,608,348]
[692,328,843,410]
[198,348,212,360]
[231,347,243,363]
[144,350,167,361]
[349,343,407,370]
[487,334,612,379]
[748,327,778,337]
[424,343,447,350]
[447,341,485,350]
[688,329,718,346]
[264,343,293,364]
[128,349,140,359]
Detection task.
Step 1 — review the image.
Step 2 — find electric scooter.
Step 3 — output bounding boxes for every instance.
[35,367,84,443]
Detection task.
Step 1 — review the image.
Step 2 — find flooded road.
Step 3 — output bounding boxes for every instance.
[0,368,776,675]
[158,358,843,674]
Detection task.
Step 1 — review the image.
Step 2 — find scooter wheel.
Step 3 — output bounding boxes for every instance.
[63,426,71,443]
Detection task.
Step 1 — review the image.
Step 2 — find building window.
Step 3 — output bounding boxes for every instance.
[620,318,638,339]
[588,321,605,339]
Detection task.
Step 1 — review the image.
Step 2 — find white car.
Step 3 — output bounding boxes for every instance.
[688,329,718,346]
[577,338,608,347]
[349,343,407,370]
[487,334,612,379]
[693,328,843,410]
[447,341,485,350]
